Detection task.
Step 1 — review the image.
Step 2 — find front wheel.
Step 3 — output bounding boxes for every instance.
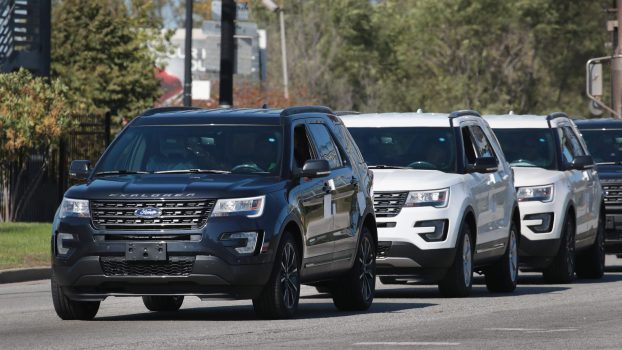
[142,296,184,312]
[543,214,575,284]
[51,273,100,320]
[438,222,473,297]
[484,221,519,293]
[253,233,300,319]
[576,210,605,279]
[331,226,376,311]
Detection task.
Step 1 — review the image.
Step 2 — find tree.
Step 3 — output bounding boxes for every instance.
[0,69,72,221]
[51,0,170,121]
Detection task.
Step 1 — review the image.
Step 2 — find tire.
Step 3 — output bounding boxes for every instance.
[543,214,576,284]
[51,273,100,320]
[484,221,519,293]
[331,226,376,311]
[142,296,184,312]
[253,233,300,319]
[438,222,473,298]
[576,210,605,279]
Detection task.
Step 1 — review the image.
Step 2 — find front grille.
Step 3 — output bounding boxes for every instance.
[602,180,622,208]
[373,192,408,217]
[90,199,216,230]
[100,256,195,276]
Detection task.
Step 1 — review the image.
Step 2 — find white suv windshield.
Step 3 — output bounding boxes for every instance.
[347,127,456,172]
[493,128,557,170]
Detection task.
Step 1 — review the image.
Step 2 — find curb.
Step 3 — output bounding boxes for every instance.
[0,267,51,284]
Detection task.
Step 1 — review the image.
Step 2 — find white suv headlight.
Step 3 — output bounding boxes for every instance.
[404,188,449,208]
[517,184,554,202]
[59,198,90,218]
[211,195,265,218]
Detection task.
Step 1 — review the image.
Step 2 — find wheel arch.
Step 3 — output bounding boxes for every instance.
[462,206,477,247]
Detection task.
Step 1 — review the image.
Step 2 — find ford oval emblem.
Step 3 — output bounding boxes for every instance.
[134,207,162,218]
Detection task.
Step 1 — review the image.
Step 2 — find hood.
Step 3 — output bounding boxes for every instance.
[595,164,622,181]
[371,169,463,192]
[64,173,286,200]
[512,167,564,187]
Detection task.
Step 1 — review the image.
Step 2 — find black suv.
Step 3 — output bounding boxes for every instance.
[576,118,622,254]
[51,106,377,320]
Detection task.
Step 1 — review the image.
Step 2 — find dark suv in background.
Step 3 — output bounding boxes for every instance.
[51,106,377,320]
[576,118,622,254]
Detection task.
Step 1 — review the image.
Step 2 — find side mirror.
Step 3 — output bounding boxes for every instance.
[69,160,91,180]
[300,159,330,178]
[467,157,498,174]
[570,155,594,170]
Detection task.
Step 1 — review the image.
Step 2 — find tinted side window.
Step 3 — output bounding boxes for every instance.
[461,127,478,164]
[308,123,342,169]
[293,125,314,168]
[469,125,496,159]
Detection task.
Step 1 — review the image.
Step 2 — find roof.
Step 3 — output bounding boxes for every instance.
[340,112,455,128]
[131,107,330,126]
[484,114,554,129]
[574,118,622,130]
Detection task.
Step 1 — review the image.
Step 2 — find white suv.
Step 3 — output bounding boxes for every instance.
[485,113,605,283]
[342,111,520,297]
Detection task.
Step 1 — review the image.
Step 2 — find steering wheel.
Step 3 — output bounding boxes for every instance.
[407,161,438,170]
[510,159,537,167]
[231,163,264,173]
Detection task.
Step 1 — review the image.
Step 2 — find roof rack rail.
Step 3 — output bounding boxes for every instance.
[139,106,203,117]
[335,110,360,116]
[449,110,481,119]
[546,112,568,121]
[280,106,333,117]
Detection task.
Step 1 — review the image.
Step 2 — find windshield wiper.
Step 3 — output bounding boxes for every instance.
[154,169,231,174]
[94,170,150,177]
[368,165,413,170]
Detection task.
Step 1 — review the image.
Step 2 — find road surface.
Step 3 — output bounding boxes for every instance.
[2,256,622,349]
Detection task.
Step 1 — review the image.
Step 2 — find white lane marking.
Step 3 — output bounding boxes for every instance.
[485,327,578,333]
[354,342,460,347]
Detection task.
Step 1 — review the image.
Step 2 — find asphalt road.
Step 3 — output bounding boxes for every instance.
[3,257,622,350]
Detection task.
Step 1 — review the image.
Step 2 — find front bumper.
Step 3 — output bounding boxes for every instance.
[52,215,277,301]
[604,212,622,253]
[376,241,456,281]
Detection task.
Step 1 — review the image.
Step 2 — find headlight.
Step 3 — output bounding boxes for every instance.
[59,198,90,218]
[517,184,554,202]
[404,188,449,208]
[211,195,265,218]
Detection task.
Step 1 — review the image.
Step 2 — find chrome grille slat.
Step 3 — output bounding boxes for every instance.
[373,192,408,217]
[90,199,215,230]
[602,181,622,205]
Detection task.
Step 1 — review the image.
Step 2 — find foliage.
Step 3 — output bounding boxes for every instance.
[0,69,72,221]
[51,0,170,120]
[0,222,51,269]
[251,0,610,116]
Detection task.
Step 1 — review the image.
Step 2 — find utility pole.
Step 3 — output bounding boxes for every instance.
[261,0,289,100]
[183,0,193,107]
[219,0,236,107]
[613,0,622,118]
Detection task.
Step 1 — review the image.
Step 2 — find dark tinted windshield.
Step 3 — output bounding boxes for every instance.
[493,128,557,170]
[580,129,622,164]
[95,125,283,175]
[347,127,456,172]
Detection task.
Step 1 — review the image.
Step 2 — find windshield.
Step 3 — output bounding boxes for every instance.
[579,129,622,164]
[347,127,456,172]
[493,128,557,170]
[94,125,283,175]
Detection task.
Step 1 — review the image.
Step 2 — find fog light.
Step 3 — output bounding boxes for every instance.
[56,233,74,255]
[524,213,554,233]
[220,231,261,254]
[415,220,448,242]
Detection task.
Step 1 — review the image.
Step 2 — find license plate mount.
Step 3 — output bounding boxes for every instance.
[125,242,167,261]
